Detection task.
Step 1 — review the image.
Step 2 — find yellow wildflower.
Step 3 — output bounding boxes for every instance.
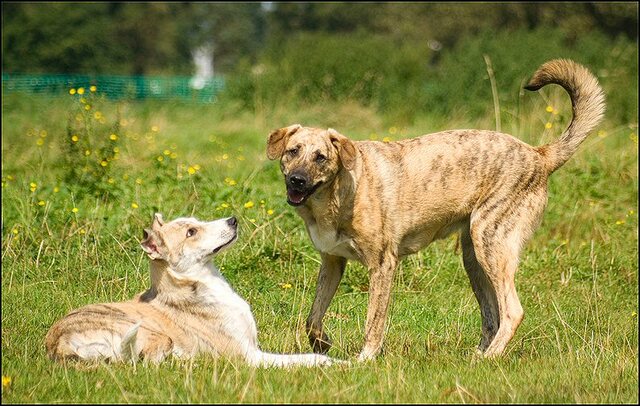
[545,122,552,129]
[2,375,11,387]
[615,220,625,225]
[36,138,44,146]
[546,106,553,113]
[221,203,229,208]
[69,88,76,95]
[267,209,274,215]
[72,207,79,213]
[90,85,97,92]
[54,187,60,193]
[389,126,398,134]
[131,202,139,209]
[187,166,196,175]
[84,104,91,110]
[71,135,79,142]
[135,178,143,185]
[77,87,85,95]
[244,201,255,209]
[100,160,108,167]
[163,149,171,156]
[280,283,292,289]
[38,200,45,206]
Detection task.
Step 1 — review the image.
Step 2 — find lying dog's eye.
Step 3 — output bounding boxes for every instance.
[315,153,327,163]
[186,228,198,238]
[287,147,299,157]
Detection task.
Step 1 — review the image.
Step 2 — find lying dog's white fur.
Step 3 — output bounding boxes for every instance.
[46,214,344,367]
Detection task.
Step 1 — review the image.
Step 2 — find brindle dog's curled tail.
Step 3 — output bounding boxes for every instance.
[526,59,606,173]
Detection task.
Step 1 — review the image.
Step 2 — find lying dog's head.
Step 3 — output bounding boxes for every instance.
[140,213,238,270]
[267,124,357,206]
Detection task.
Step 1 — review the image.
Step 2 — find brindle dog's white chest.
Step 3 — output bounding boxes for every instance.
[307,223,356,259]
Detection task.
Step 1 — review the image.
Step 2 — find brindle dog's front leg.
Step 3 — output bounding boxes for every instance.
[306,253,347,354]
[358,247,398,361]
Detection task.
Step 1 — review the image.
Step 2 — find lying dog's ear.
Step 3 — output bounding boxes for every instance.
[140,228,165,260]
[152,213,164,231]
[328,128,356,170]
[267,124,301,160]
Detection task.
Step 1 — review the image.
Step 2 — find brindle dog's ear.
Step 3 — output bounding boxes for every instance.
[267,124,302,160]
[328,128,357,170]
[140,228,165,260]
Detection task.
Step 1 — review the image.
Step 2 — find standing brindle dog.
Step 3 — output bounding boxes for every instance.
[266,59,605,360]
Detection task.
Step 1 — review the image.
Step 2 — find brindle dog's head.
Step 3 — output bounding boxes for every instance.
[267,125,357,206]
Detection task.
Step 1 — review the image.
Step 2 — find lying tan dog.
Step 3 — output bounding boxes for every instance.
[46,214,343,367]
[266,59,605,360]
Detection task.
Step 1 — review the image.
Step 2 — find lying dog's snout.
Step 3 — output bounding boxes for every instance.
[227,217,238,228]
[288,174,307,190]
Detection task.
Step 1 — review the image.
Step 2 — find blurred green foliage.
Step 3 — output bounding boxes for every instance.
[3,2,636,75]
[2,2,638,123]
[225,26,637,125]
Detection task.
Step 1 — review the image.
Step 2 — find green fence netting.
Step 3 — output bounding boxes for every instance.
[1,73,225,103]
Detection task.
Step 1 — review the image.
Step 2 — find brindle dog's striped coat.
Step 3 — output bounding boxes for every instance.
[46,214,344,367]
[267,59,605,360]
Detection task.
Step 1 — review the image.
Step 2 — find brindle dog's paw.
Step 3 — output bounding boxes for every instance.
[308,329,332,354]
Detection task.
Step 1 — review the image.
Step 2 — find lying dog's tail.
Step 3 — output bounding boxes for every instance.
[247,350,347,368]
[525,59,606,174]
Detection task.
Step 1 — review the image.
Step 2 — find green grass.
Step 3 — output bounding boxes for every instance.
[1,87,637,403]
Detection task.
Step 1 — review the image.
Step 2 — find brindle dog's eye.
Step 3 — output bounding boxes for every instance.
[315,153,327,163]
[287,147,299,157]
[186,228,198,238]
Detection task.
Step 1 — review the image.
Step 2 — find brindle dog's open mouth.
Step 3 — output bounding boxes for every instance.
[287,182,323,206]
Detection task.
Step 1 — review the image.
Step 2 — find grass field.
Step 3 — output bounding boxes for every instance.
[1,76,638,403]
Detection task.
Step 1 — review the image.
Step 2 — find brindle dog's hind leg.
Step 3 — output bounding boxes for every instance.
[461,225,499,353]
[469,188,547,357]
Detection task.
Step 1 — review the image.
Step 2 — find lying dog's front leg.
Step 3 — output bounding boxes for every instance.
[358,246,398,362]
[306,253,347,354]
